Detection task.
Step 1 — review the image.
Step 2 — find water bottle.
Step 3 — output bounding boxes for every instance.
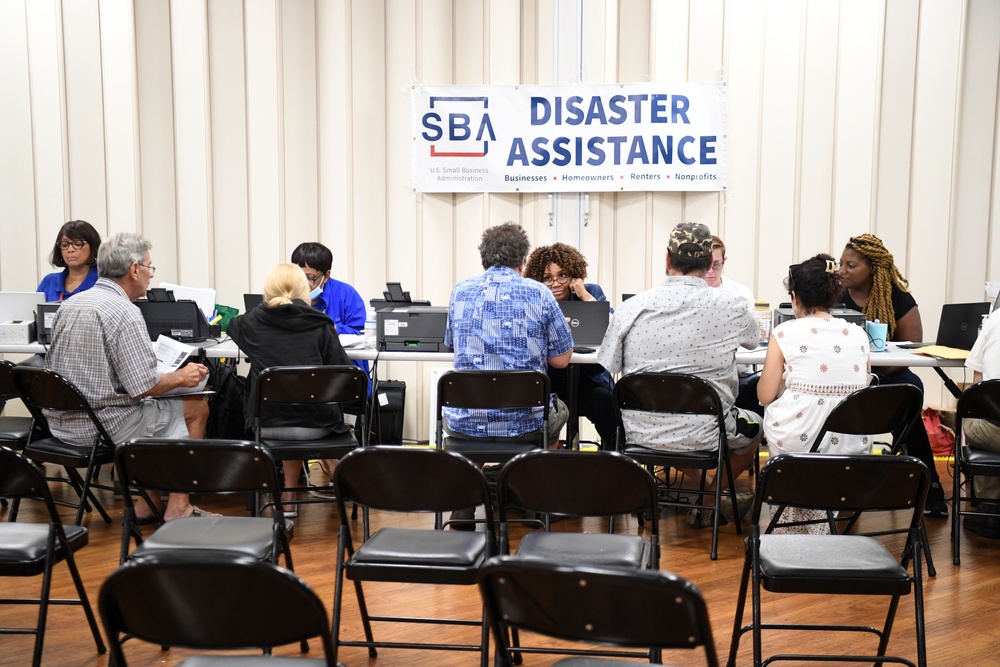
[364,310,377,349]
[753,301,771,345]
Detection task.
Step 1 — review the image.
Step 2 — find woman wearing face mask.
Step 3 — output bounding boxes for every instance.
[838,233,948,518]
[227,264,353,515]
[523,243,616,449]
[37,220,102,302]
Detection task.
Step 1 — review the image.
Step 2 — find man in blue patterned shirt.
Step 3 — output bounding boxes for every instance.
[444,222,574,441]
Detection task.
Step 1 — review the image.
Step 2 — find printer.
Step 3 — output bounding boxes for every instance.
[376,306,450,352]
[35,302,62,344]
[772,303,866,330]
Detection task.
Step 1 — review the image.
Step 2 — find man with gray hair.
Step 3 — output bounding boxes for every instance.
[598,222,762,528]
[46,232,211,521]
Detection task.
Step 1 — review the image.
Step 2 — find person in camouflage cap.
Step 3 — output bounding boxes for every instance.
[668,222,714,258]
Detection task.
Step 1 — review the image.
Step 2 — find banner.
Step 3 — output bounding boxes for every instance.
[412,82,727,194]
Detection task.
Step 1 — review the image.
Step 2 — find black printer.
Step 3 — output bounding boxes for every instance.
[772,303,866,329]
[376,306,450,352]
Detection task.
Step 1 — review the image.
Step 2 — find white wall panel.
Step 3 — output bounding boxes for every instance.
[25,0,69,273]
[0,0,39,290]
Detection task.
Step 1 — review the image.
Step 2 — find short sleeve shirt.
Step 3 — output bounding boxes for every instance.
[444,266,574,437]
[967,308,1000,381]
[45,278,160,444]
[839,286,917,341]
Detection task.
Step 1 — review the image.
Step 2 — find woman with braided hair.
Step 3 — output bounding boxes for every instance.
[838,234,948,517]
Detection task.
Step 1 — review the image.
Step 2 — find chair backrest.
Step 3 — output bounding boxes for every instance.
[754,453,930,530]
[0,360,18,401]
[100,552,336,666]
[810,384,923,452]
[254,364,367,410]
[0,445,59,514]
[613,372,726,446]
[333,446,493,519]
[497,449,659,520]
[436,369,551,414]
[12,366,115,444]
[479,557,718,666]
[115,439,280,495]
[957,379,1000,425]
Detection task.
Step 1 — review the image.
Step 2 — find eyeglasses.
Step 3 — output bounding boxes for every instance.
[58,240,88,250]
[707,260,725,271]
[137,262,156,276]
[542,275,571,286]
[303,272,325,286]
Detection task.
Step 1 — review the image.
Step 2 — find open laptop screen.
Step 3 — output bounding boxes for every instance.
[935,302,991,350]
[558,300,611,349]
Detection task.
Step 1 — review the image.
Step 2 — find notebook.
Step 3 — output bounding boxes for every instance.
[558,300,611,351]
[243,293,264,312]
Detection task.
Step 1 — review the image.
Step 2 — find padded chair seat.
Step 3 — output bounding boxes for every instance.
[179,658,332,667]
[622,444,718,467]
[132,517,285,561]
[24,437,115,467]
[515,533,650,569]
[759,534,911,595]
[962,445,1000,471]
[353,527,487,567]
[552,659,663,667]
[0,524,88,573]
[259,432,357,459]
[443,436,541,461]
[0,415,32,445]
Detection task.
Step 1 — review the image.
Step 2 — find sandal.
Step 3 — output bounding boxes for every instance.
[687,508,729,530]
[167,505,221,521]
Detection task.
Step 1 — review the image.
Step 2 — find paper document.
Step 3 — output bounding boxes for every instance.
[912,345,970,361]
[158,282,216,319]
[154,335,209,395]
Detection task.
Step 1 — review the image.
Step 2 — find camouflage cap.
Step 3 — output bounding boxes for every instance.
[668,222,713,258]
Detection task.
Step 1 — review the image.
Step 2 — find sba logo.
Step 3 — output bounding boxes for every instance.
[421,97,496,157]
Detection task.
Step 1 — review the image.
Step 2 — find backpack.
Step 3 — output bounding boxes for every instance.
[205,358,249,440]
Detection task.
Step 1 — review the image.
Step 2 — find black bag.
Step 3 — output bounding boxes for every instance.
[205,358,249,439]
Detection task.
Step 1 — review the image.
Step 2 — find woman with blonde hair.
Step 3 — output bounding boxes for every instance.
[227,263,352,515]
[838,233,948,517]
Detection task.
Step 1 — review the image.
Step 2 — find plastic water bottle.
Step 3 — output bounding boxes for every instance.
[364,310,377,349]
[753,301,772,345]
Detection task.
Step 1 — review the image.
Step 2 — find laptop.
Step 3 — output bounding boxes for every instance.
[934,302,991,350]
[0,291,47,322]
[243,293,264,312]
[558,300,611,352]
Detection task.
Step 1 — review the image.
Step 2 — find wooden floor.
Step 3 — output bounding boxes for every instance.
[3,459,999,667]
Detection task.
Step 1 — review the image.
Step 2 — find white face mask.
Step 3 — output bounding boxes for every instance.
[309,283,324,301]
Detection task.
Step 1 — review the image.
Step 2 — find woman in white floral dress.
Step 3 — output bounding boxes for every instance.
[758,254,871,533]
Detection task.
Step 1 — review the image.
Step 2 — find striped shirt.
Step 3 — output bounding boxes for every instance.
[45,278,160,444]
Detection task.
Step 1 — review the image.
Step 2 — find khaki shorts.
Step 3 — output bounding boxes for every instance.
[112,398,189,445]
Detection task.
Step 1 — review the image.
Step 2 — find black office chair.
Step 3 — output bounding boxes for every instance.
[253,365,367,513]
[115,439,294,569]
[100,552,338,666]
[331,446,496,666]
[952,379,1000,565]
[0,360,32,451]
[12,366,115,524]
[727,453,930,667]
[614,372,746,560]
[479,556,719,667]
[0,445,106,667]
[496,449,660,569]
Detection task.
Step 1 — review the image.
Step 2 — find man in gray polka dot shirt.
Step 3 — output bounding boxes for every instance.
[597,222,762,519]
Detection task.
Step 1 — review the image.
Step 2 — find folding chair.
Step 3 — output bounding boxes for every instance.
[479,556,719,667]
[952,378,1000,565]
[496,449,660,569]
[728,453,930,667]
[0,360,32,451]
[100,552,338,666]
[0,445,106,667]
[115,439,294,568]
[12,366,115,525]
[331,446,495,666]
[614,372,746,560]
[253,365,367,513]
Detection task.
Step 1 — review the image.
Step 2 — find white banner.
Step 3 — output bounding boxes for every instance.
[411,82,727,194]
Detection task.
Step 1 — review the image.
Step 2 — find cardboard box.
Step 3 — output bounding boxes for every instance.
[0,320,36,344]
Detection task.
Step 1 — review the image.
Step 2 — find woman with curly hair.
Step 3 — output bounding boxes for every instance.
[838,233,948,517]
[523,243,616,449]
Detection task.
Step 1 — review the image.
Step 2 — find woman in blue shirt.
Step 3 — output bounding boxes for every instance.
[37,220,101,302]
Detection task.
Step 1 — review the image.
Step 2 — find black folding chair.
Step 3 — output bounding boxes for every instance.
[115,439,294,569]
[0,360,32,451]
[13,366,115,524]
[100,552,337,666]
[952,379,1000,565]
[331,446,495,666]
[496,449,660,569]
[0,445,106,666]
[253,365,367,513]
[728,454,930,667]
[614,372,746,560]
[479,556,719,667]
